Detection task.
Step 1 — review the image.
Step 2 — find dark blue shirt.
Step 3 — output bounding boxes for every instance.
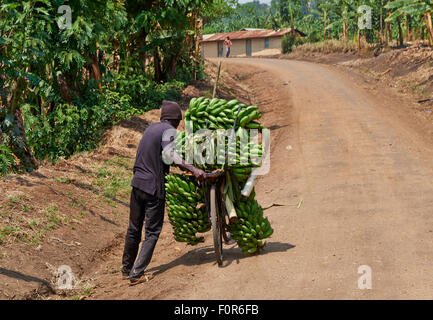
[131,121,176,199]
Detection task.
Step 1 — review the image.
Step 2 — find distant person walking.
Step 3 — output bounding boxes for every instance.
[224,36,232,58]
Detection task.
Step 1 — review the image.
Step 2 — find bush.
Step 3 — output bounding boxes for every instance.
[281,34,297,54]
[294,36,305,47]
[106,70,185,111]
[22,90,140,162]
[153,80,185,106]
[17,71,187,164]
[0,143,16,176]
[7,67,188,167]
[308,30,323,43]
[175,58,206,83]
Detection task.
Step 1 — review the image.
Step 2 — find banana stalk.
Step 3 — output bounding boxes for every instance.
[225,193,238,223]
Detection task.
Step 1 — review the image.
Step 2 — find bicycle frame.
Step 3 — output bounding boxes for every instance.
[200,171,231,265]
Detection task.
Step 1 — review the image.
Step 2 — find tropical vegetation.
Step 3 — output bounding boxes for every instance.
[0,0,230,175]
[204,0,433,52]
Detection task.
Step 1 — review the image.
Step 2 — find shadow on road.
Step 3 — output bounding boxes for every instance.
[145,241,295,276]
[0,267,55,294]
[221,242,295,268]
[268,124,289,131]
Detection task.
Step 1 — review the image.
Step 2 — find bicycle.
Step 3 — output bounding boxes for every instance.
[200,170,233,266]
[195,103,244,266]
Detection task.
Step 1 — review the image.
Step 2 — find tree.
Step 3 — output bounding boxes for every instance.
[324,0,352,40]
[314,0,331,41]
[0,0,224,174]
[279,0,303,31]
[203,1,278,34]
[385,0,433,45]
[0,0,55,170]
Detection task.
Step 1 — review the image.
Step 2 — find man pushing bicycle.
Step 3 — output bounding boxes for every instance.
[121,100,205,286]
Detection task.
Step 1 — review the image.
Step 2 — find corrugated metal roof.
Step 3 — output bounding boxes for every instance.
[202,28,294,42]
[202,34,214,40]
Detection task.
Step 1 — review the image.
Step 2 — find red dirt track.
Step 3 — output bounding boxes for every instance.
[90,58,433,299]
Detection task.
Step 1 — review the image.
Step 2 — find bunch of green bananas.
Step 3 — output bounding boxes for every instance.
[219,135,263,169]
[166,96,274,254]
[185,97,263,131]
[173,127,263,172]
[165,174,211,245]
[228,190,274,254]
[174,130,186,155]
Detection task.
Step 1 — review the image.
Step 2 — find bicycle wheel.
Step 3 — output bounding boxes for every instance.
[210,185,223,266]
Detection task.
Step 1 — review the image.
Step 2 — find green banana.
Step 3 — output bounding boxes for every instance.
[168,97,271,249]
[226,99,239,108]
[189,97,197,108]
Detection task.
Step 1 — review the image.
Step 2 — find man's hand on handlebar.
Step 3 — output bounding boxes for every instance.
[165,148,206,181]
[192,167,206,181]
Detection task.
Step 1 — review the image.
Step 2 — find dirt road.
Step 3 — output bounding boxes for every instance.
[90,58,433,300]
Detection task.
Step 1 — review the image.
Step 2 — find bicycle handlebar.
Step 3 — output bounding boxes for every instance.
[205,171,224,179]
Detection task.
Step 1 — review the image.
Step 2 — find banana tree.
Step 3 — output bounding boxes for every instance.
[279,0,303,35]
[131,0,216,82]
[327,0,352,40]
[0,0,54,170]
[314,0,331,41]
[385,0,433,45]
[54,0,125,95]
[0,0,126,171]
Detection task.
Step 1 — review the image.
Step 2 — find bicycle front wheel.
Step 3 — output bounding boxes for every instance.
[210,185,223,266]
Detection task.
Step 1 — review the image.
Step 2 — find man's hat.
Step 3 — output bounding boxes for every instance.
[160,100,182,121]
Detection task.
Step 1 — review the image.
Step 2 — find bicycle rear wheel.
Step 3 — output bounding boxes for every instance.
[210,185,223,266]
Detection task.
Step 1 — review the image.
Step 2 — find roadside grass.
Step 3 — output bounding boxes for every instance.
[53,156,133,204]
[0,156,133,247]
[7,195,23,207]
[0,226,27,244]
[67,198,86,209]
[0,194,40,245]
[70,284,94,300]
[6,194,33,212]
[0,202,74,246]
[105,157,131,170]
[91,157,133,204]
[292,39,360,54]
[29,204,70,245]
[54,177,71,184]
[410,83,428,97]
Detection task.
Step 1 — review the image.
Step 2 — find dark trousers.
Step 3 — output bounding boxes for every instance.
[122,187,165,279]
[226,47,231,58]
